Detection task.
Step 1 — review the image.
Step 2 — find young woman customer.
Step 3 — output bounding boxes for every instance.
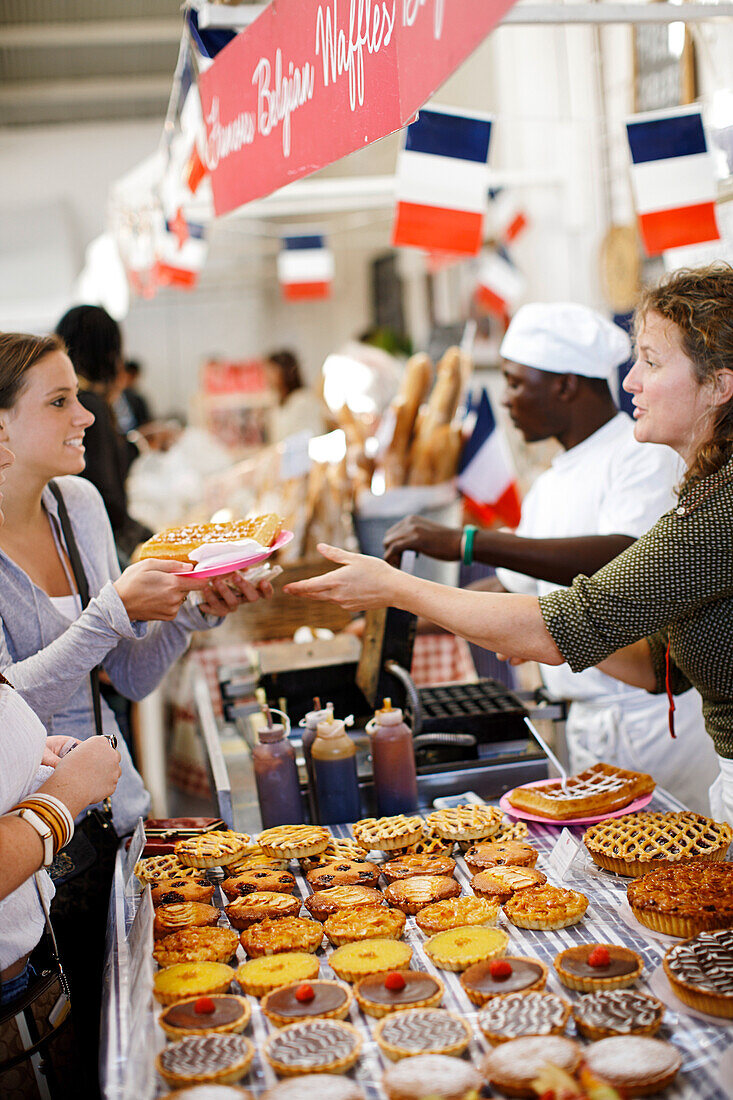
[0,332,272,1096]
[286,264,733,824]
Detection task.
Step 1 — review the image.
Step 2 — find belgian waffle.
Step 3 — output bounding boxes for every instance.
[139,514,282,563]
[507,763,655,820]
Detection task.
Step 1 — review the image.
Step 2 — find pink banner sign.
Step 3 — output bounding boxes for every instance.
[199,0,517,216]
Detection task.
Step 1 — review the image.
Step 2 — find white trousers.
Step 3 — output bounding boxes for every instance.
[708,755,733,825]
[565,688,719,814]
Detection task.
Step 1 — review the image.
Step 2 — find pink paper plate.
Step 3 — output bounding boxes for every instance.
[173,530,293,580]
[499,778,654,826]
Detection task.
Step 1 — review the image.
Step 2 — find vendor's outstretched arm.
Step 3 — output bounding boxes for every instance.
[596,639,657,692]
[383,516,634,586]
[285,544,563,664]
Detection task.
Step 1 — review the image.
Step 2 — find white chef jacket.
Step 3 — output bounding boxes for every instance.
[496,413,719,812]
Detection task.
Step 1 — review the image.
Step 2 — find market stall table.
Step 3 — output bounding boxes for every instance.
[101,789,732,1100]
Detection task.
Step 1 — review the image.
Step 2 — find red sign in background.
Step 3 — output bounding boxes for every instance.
[199,0,518,215]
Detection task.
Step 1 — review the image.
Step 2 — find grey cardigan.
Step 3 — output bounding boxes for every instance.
[0,476,220,834]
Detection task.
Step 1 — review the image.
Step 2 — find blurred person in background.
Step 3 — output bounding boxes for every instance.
[264,348,327,443]
[114,358,152,434]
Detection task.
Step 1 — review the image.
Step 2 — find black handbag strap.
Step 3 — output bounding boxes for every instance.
[48,481,104,741]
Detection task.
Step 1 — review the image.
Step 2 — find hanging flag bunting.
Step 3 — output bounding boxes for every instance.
[489,189,529,246]
[626,106,720,256]
[392,107,493,255]
[475,250,525,319]
[184,143,207,194]
[153,208,208,289]
[277,234,334,301]
[458,389,521,528]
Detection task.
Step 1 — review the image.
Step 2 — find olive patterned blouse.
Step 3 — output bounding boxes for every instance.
[539,453,733,759]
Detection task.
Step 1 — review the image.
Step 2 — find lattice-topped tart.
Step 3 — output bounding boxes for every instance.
[583,811,732,876]
[154,902,221,940]
[176,831,251,869]
[507,763,655,820]
[426,805,502,842]
[135,853,190,883]
[627,860,733,937]
[299,838,369,871]
[663,928,733,1018]
[352,816,424,852]
[259,825,330,860]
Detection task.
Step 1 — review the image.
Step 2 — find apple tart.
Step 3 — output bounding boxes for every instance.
[583,811,732,877]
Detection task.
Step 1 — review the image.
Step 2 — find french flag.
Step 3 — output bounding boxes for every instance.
[277,234,334,301]
[392,107,493,256]
[154,208,208,290]
[490,189,529,246]
[626,106,720,256]
[458,389,521,528]
[475,250,525,319]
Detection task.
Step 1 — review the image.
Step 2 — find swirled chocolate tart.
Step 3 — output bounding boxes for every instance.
[663,928,733,1017]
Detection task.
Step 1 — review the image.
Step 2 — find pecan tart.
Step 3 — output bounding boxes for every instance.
[626,859,733,937]
[261,979,353,1028]
[425,805,502,842]
[159,994,251,1039]
[154,926,239,968]
[663,928,733,1018]
[583,811,733,877]
[153,962,235,1005]
[328,937,412,982]
[225,891,301,930]
[383,875,461,915]
[415,896,499,934]
[323,905,405,946]
[222,869,297,899]
[239,916,323,958]
[154,902,221,940]
[304,885,383,922]
[503,884,588,930]
[354,970,443,1017]
[477,991,571,1044]
[155,1034,254,1088]
[582,1037,681,1096]
[572,989,665,1040]
[305,859,381,890]
[375,1008,472,1061]
[258,825,330,860]
[381,853,456,883]
[264,1019,362,1077]
[460,957,547,1006]
[424,926,508,971]
[176,831,251,869]
[235,952,319,997]
[507,762,655,820]
[554,942,642,992]
[352,815,424,852]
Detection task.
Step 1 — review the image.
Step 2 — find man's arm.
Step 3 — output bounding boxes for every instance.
[383,516,633,586]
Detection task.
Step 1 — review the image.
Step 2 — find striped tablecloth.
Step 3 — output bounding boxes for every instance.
[101,788,732,1100]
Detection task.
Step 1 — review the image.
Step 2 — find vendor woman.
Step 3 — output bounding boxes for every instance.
[286,264,733,823]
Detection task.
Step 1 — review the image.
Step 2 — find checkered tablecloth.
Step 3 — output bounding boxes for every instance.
[103,788,732,1100]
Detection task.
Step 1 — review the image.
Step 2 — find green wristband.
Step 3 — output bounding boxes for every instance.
[461,525,478,566]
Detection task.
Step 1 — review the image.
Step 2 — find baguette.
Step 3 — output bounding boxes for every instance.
[407,347,464,485]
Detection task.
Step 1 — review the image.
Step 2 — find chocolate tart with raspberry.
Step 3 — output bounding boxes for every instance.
[261,979,353,1027]
[159,994,251,1038]
[354,969,444,1017]
[554,942,643,992]
[460,956,547,1006]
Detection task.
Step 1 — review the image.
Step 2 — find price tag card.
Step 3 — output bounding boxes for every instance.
[547,828,580,881]
[123,817,146,891]
[432,791,486,809]
[127,884,153,968]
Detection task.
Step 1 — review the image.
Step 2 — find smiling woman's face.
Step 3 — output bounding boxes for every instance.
[622,311,715,463]
[0,350,95,483]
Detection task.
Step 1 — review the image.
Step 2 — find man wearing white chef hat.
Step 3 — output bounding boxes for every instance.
[384,302,718,810]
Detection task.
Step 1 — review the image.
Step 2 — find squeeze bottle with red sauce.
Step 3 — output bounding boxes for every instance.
[366,698,418,816]
[252,708,304,828]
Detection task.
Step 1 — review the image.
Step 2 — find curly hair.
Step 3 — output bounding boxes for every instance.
[0,331,66,410]
[636,263,733,485]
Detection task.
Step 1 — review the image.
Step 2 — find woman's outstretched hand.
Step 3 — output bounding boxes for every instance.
[284,544,399,612]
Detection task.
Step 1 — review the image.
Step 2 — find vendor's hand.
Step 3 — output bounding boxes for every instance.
[284,544,399,613]
[43,737,122,818]
[42,736,79,766]
[383,516,461,567]
[114,559,210,622]
[197,572,274,617]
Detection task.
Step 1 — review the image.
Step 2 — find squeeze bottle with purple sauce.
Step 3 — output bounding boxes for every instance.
[252,708,304,828]
[311,711,361,824]
[366,698,418,816]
